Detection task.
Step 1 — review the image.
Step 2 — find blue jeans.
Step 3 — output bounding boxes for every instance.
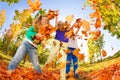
[8,40,42,74]
[66,47,78,74]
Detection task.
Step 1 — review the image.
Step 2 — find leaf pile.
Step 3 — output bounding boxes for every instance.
[0,60,120,80]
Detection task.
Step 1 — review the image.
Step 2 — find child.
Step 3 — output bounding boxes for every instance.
[66,37,80,79]
[66,18,82,79]
[7,15,52,75]
[45,15,70,80]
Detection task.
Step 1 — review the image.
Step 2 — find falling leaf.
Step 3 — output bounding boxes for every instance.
[77,53,85,60]
[60,41,63,47]
[81,29,88,37]
[111,46,114,50]
[57,53,63,59]
[95,18,101,28]
[63,49,71,54]
[73,48,80,56]
[27,0,42,13]
[47,9,58,20]
[58,62,66,69]
[65,30,75,38]
[53,41,57,46]
[34,24,56,48]
[81,19,90,32]
[101,49,107,57]
[94,29,101,40]
[80,44,83,47]
[66,14,74,23]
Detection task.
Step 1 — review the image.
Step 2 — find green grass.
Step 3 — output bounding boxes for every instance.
[0,50,120,72]
[78,56,120,71]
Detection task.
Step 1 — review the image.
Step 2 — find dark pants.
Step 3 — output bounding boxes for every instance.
[66,47,78,74]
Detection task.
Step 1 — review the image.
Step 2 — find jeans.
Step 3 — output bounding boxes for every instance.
[66,47,78,74]
[8,40,42,74]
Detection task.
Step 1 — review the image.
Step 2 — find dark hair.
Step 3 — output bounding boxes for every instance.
[76,18,81,22]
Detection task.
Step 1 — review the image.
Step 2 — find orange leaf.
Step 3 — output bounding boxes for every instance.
[81,30,88,37]
[81,19,90,31]
[94,29,101,41]
[95,18,101,28]
[73,48,80,56]
[57,53,62,59]
[59,62,66,69]
[66,14,74,23]
[65,30,74,38]
[101,49,107,57]
[77,53,85,60]
[27,0,42,13]
[95,29,101,37]
[63,49,71,54]
[47,9,58,20]
[53,41,57,46]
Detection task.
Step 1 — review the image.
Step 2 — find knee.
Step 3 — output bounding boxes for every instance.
[74,62,78,66]
[11,58,20,64]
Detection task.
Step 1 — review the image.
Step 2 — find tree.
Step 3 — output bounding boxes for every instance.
[95,34,105,61]
[0,10,6,28]
[88,0,120,39]
[0,0,20,5]
[87,34,105,63]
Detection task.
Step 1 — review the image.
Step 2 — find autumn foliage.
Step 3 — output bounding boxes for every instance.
[0,60,60,80]
[0,59,120,80]
[47,10,58,20]
[27,0,42,13]
[0,10,6,27]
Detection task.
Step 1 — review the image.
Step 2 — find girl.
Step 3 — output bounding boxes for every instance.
[45,15,70,80]
[66,18,82,79]
[7,15,50,74]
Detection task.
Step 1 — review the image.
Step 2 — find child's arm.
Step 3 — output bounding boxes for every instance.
[75,27,80,35]
[55,10,59,28]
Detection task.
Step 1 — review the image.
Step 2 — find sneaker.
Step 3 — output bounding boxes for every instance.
[75,74,81,80]
[6,70,13,75]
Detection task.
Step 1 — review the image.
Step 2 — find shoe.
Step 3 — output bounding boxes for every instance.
[75,74,81,80]
[6,70,13,75]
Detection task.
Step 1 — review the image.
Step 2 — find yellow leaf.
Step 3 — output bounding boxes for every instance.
[59,62,66,69]
[66,14,74,23]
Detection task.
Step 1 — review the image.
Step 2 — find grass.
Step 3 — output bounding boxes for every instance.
[78,56,120,71]
[0,50,120,72]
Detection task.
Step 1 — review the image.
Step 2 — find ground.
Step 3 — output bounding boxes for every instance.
[0,57,120,80]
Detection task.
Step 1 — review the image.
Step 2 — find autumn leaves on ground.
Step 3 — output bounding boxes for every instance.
[0,56,119,80]
[0,0,120,80]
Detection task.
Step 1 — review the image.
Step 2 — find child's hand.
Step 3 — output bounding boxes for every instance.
[55,10,59,16]
[36,33,42,39]
[41,40,46,49]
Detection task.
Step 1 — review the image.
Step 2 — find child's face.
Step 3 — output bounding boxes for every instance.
[40,17,48,26]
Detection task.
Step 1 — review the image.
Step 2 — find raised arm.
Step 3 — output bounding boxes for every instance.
[55,10,59,27]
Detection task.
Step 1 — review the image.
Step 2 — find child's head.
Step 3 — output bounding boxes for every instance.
[33,15,49,26]
[74,18,82,28]
[38,15,49,26]
[33,15,49,31]
[58,21,69,31]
